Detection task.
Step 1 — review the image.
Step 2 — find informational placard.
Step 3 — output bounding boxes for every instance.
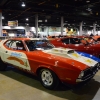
[8,20,18,27]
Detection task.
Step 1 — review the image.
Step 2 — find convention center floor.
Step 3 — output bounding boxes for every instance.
[0,66,100,100]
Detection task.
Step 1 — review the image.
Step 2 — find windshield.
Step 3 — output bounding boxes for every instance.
[25,40,54,51]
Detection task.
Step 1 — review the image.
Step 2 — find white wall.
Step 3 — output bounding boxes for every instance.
[24,26,67,36]
[2,26,75,36]
[3,26,26,36]
[3,26,25,29]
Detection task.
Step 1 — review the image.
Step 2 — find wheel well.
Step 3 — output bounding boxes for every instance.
[36,67,59,79]
[36,67,44,76]
[36,67,53,76]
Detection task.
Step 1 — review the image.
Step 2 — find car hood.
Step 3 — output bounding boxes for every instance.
[42,48,98,67]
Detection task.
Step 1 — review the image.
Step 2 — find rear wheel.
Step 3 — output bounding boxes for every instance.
[39,69,59,89]
[0,60,7,71]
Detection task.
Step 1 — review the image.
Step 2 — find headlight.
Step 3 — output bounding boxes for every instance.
[78,71,84,78]
[97,63,100,68]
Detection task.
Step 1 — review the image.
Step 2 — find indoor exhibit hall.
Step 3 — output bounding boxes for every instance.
[0,0,100,100]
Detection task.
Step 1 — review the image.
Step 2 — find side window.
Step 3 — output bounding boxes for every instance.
[70,38,77,44]
[6,40,25,50]
[16,41,25,50]
[61,38,70,44]
[5,40,12,48]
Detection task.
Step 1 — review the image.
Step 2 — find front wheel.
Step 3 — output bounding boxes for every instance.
[39,69,59,89]
[0,60,7,71]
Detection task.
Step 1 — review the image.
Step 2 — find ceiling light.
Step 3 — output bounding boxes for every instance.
[38,20,42,22]
[86,8,92,11]
[26,18,29,21]
[56,4,59,8]
[86,0,90,3]
[22,2,25,7]
[96,12,99,15]
[2,16,4,19]
[45,19,47,22]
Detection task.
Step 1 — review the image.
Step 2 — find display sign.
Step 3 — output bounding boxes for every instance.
[8,20,18,27]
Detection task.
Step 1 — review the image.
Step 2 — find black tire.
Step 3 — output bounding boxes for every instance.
[0,60,7,71]
[39,68,59,90]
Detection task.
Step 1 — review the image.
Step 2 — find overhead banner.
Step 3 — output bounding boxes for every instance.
[8,20,18,27]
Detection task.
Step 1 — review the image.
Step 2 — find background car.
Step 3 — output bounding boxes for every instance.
[0,38,100,89]
[93,36,100,42]
[50,36,100,58]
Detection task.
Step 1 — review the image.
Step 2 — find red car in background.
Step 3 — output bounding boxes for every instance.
[93,36,100,42]
[50,36,100,58]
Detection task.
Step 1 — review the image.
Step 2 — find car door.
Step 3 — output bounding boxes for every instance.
[3,40,31,70]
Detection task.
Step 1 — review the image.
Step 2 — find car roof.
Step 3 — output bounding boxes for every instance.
[9,38,48,41]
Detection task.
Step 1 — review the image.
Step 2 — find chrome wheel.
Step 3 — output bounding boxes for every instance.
[41,70,53,86]
[39,68,59,89]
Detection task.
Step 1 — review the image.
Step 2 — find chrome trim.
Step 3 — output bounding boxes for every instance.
[76,75,94,82]
[76,63,99,83]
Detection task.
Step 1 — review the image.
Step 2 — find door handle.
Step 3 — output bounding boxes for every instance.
[5,51,8,53]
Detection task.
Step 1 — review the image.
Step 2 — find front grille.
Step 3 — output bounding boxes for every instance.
[82,63,99,80]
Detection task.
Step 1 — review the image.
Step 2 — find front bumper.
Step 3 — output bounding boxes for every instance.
[76,63,99,83]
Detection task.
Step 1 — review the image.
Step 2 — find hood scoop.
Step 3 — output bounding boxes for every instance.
[44,48,74,58]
